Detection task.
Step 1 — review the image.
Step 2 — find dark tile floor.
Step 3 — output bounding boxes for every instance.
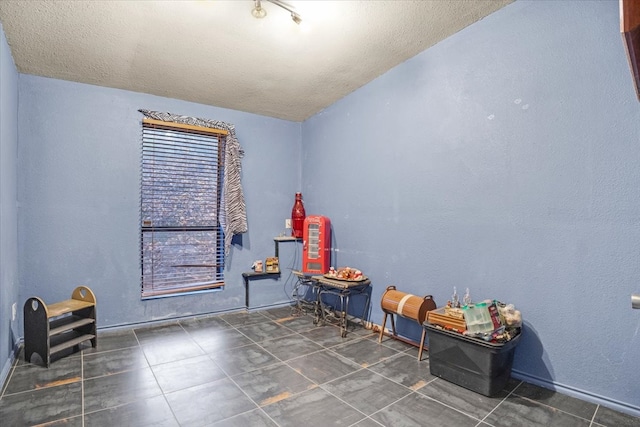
[1,305,638,426]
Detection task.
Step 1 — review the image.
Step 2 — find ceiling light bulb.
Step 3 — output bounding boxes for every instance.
[252,1,267,19]
[252,0,303,25]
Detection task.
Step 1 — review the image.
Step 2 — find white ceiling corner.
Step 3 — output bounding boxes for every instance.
[0,0,513,121]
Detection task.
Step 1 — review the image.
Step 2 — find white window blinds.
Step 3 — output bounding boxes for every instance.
[140,119,228,298]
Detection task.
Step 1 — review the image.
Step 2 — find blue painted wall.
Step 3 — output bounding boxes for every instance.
[0,22,19,385]
[3,0,640,417]
[16,75,302,329]
[302,0,640,415]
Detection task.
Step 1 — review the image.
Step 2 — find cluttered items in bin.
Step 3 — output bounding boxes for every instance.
[427,291,522,344]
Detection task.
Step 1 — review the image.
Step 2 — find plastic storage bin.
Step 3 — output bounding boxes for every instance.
[424,323,521,396]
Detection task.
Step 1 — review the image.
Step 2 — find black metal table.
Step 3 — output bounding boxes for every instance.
[292,270,322,317]
[292,271,371,336]
[313,274,371,337]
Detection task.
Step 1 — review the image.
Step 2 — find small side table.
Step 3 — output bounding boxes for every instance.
[241,236,301,309]
[313,275,371,338]
[292,270,322,318]
[241,271,280,309]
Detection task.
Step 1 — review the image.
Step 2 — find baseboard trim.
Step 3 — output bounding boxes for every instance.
[0,339,22,393]
[511,369,640,418]
[247,301,295,312]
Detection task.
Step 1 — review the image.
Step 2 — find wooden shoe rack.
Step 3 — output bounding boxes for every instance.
[24,286,97,367]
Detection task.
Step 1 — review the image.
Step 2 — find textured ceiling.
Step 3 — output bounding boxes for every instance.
[0,0,512,122]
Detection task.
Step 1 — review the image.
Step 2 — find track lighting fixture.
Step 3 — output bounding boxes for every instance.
[252,0,302,25]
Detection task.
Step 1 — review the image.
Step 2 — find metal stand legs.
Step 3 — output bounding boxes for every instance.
[318,286,370,338]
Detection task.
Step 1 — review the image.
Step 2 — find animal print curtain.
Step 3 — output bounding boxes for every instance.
[138,109,248,257]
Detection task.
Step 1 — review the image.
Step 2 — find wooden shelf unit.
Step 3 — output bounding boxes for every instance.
[24,286,97,367]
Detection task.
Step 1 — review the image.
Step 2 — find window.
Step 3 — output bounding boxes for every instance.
[140,118,228,298]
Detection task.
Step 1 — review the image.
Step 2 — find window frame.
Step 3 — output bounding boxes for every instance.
[140,118,229,299]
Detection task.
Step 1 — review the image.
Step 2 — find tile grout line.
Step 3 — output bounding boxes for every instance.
[486,384,600,425]
[223,368,283,427]
[406,382,490,426]
[213,312,295,425]
[221,310,382,426]
[589,404,600,427]
[0,353,20,399]
[133,327,183,426]
[364,391,429,424]
[274,331,416,425]
[81,350,85,427]
[473,380,521,427]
